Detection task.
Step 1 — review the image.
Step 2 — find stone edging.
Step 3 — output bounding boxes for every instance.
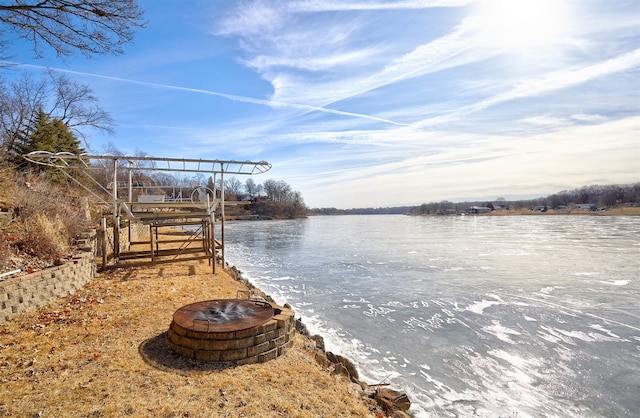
[0,252,95,325]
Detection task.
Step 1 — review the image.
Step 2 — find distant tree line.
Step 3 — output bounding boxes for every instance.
[309,206,412,215]
[222,177,307,219]
[308,183,640,216]
[409,183,640,215]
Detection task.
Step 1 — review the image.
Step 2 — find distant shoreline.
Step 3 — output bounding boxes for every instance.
[480,207,640,216]
[312,206,640,217]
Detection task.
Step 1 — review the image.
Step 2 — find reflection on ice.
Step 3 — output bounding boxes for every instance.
[600,279,630,286]
[466,299,501,314]
[483,320,521,343]
[220,215,640,417]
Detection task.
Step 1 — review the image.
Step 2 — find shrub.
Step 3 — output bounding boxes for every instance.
[12,171,92,261]
[14,171,93,237]
[17,214,67,261]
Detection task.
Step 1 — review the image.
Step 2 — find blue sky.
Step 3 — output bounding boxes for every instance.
[3,0,639,208]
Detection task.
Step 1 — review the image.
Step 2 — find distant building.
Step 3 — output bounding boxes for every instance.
[577,204,597,211]
[465,206,492,214]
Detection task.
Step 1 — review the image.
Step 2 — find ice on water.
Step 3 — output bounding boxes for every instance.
[221,216,640,417]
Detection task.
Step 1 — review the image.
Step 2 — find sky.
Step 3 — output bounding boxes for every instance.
[2,0,639,209]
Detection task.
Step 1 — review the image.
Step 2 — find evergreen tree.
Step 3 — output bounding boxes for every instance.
[16,108,84,181]
[18,108,84,155]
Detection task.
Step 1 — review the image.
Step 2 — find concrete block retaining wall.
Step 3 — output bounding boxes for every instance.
[0,222,145,325]
[0,252,95,325]
[97,221,147,257]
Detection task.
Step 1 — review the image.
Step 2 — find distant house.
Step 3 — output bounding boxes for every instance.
[465,206,492,214]
[577,204,597,211]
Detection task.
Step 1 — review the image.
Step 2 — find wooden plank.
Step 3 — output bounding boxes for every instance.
[108,254,216,269]
[118,246,207,260]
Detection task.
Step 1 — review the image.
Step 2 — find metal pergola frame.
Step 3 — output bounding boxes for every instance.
[23,151,272,271]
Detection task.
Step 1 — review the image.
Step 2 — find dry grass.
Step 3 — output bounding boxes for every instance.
[1,170,95,269]
[17,213,68,261]
[0,169,16,209]
[0,256,378,417]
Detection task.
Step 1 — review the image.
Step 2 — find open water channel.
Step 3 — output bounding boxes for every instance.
[220,215,639,417]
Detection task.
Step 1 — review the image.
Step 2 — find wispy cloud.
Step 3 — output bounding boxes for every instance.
[288,0,476,12]
[2,61,408,126]
[217,0,640,121]
[414,49,640,127]
[6,0,637,208]
[217,1,489,107]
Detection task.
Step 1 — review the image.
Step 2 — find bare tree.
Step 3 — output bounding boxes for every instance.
[0,73,48,157]
[101,141,123,156]
[0,71,114,155]
[0,0,145,58]
[245,177,262,198]
[263,179,293,202]
[48,71,114,143]
[224,177,243,199]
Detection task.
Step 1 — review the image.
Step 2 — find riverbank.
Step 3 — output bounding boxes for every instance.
[484,206,640,216]
[0,232,401,417]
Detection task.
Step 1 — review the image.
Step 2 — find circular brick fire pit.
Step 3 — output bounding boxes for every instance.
[166,299,295,365]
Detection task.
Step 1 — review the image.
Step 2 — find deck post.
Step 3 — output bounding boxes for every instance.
[149,224,155,262]
[101,217,107,271]
[220,165,225,269]
[211,211,216,274]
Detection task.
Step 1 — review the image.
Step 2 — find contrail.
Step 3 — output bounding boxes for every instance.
[4,61,409,127]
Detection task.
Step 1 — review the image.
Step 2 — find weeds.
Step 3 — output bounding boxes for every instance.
[1,165,96,268]
[17,214,67,261]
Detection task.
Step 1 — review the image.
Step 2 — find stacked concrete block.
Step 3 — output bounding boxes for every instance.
[96,222,145,257]
[74,229,98,253]
[166,303,295,366]
[0,253,95,325]
[130,222,147,241]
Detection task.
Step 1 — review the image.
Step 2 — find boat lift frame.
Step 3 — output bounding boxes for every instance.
[23,152,271,272]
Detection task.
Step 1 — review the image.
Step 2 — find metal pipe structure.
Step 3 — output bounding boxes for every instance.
[0,269,22,280]
[112,159,120,261]
[23,152,271,175]
[220,164,225,269]
[23,152,271,270]
[23,151,271,218]
[128,161,134,203]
